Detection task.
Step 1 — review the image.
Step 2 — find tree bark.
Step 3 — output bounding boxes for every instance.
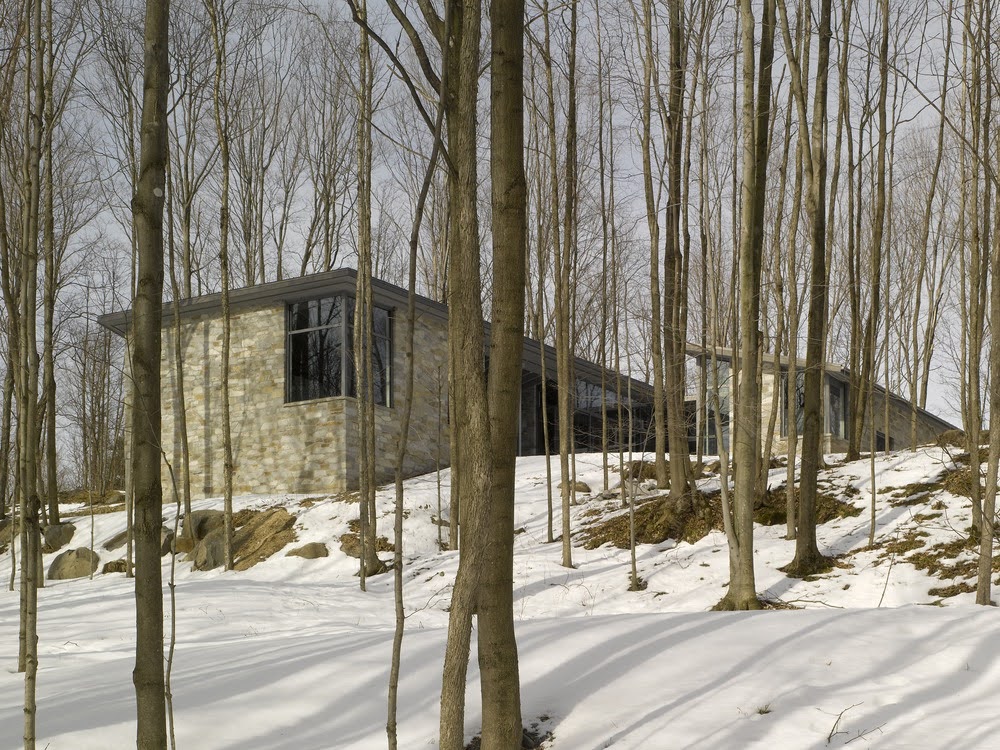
[131,0,170,744]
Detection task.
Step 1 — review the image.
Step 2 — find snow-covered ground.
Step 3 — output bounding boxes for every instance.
[3,447,1000,749]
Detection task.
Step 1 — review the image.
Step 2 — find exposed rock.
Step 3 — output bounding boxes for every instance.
[43,523,76,553]
[339,533,362,559]
[0,516,18,537]
[232,507,296,571]
[287,542,329,559]
[187,507,297,571]
[174,534,195,554]
[160,528,175,556]
[102,559,127,574]
[558,480,592,494]
[103,529,128,551]
[183,509,225,541]
[48,548,99,580]
[339,527,394,559]
[190,528,226,571]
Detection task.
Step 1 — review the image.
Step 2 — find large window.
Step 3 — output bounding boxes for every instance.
[286,295,392,406]
[704,360,731,455]
[780,370,806,437]
[828,378,847,438]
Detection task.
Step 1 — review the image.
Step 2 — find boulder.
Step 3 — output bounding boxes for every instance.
[287,542,329,559]
[43,523,76,553]
[103,529,128,551]
[174,534,195,554]
[189,528,226,571]
[102,559,127,574]
[557,480,592,494]
[339,533,362,559]
[232,507,296,571]
[183,509,225,542]
[160,527,175,556]
[187,508,297,571]
[48,548,99,580]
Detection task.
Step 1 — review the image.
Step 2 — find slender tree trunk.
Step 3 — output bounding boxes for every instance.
[475,2,527,742]
[777,0,834,576]
[18,1,45,743]
[206,0,235,571]
[131,0,170,743]
[718,0,773,611]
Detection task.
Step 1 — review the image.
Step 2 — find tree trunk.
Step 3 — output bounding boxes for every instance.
[131,0,170,744]
[718,0,773,611]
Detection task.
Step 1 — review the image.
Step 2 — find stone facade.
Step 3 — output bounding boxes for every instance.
[160,301,449,500]
[694,354,953,457]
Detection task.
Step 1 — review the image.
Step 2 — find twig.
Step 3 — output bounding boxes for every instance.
[845,723,886,744]
[824,702,863,745]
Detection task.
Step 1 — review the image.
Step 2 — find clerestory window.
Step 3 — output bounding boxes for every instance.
[286,295,392,406]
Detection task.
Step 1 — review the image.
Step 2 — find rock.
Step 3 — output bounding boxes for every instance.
[102,559,127,574]
[340,528,393,559]
[160,528,175,556]
[232,508,296,571]
[183,509,225,542]
[174,534,195,554]
[187,507,298,571]
[339,533,362,559]
[103,529,128,551]
[557,480,592,494]
[0,516,16,537]
[189,527,226,571]
[48,548,99,580]
[287,542,329,559]
[43,523,77,553]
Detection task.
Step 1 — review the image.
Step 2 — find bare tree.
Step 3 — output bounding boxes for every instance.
[131,0,170,743]
[718,0,774,612]
[777,0,835,577]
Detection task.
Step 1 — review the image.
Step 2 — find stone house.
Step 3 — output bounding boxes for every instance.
[686,346,956,456]
[99,268,661,500]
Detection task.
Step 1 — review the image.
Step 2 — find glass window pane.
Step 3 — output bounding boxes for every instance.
[288,296,342,331]
[287,327,342,402]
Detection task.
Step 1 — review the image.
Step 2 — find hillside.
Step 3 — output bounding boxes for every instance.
[2,446,1000,749]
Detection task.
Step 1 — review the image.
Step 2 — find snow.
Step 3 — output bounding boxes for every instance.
[3,447,1000,749]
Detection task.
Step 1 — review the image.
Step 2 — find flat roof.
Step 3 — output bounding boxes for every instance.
[98,267,658,401]
[685,343,958,432]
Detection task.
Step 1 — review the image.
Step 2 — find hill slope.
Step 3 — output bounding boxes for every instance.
[2,446,999,749]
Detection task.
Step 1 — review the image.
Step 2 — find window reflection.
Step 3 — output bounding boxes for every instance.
[286,295,392,406]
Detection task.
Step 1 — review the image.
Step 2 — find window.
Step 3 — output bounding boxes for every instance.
[828,379,847,438]
[286,295,392,406]
[704,360,731,455]
[347,305,392,406]
[780,370,805,437]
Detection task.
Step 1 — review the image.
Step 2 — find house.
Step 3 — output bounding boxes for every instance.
[98,268,664,500]
[686,346,956,456]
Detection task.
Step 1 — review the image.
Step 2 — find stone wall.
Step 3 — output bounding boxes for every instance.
[700,360,951,458]
[160,302,450,500]
[341,306,450,488]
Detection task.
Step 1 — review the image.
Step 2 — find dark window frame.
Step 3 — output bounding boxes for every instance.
[285,294,393,407]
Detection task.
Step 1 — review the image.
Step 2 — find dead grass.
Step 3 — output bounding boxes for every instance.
[942,466,980,498]
[345,518,394,553]
[580,484,862,550]
[889,480,945,506]
[928,582,976,598]
[60,489,123,506]
[580,492,722,549]
[63,503,126,518]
